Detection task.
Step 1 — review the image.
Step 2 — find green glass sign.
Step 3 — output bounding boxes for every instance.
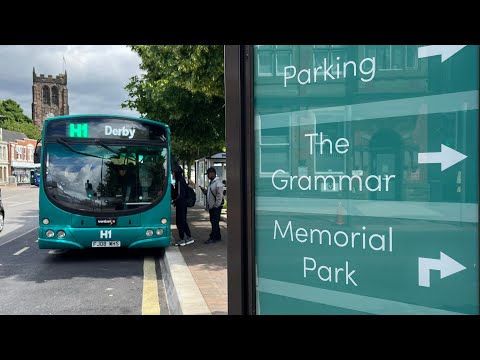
[253,45,479,314]
[69,123,89,138]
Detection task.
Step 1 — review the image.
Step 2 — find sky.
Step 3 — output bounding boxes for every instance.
[0,45,143,118]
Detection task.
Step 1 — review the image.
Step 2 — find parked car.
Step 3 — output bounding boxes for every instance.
[0,188,4,232]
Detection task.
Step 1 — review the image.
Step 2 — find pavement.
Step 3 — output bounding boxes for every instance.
[164,204,228,315]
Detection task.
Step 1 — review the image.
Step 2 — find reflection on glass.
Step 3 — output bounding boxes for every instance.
[258,51,273,76]
[45,143,168,213]
[253,45,479,315]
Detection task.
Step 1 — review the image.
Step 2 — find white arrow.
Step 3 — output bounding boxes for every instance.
[418,144,467,171]
[418,45,467,62]
[418,252,466,287]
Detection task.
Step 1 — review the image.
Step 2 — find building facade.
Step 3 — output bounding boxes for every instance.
[1,129,39,184]
[0,129,9,185]
[254,45,433,202]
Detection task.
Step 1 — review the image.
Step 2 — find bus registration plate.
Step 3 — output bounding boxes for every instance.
[92,241,121,247]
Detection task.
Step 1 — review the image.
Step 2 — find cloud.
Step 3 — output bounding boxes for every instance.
[0,45,143,118]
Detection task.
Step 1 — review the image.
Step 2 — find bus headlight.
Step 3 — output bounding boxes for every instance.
[57,230,66,238]
[43,218,50,225]
[156,228,163,236]
[146,229,154,237]
[161,218,167,224]
[46,230,55,238]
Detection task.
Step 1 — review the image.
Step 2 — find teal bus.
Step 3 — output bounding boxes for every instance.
[35,114,171,249]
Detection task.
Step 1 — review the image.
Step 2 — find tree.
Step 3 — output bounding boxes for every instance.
[122,46,225,180]
[130,45,224,98]
[0,99,32,123]
[0,99,41,140]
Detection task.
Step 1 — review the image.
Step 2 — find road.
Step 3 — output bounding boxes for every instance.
[0,186,170,315]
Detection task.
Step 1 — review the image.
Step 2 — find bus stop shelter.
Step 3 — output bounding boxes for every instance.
[194,152,226,207]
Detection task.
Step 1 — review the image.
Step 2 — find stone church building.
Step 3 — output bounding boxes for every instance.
[31,68,69,129]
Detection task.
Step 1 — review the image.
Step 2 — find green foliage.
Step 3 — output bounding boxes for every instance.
[122,45,225,175]
[130,45,224,98]
[0,99,32,123]
[0,99,41,140]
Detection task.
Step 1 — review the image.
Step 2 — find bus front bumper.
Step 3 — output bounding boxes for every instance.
[38,226,171,249]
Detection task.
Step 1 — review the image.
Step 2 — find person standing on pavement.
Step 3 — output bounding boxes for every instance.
[172,166,194,246]
[199,167,223,244]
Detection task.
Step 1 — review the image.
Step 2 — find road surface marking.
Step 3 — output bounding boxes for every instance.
[48,250,65,255]
[8,201,32,207]
[13,247,30,256]
[142,256,160,315]
[0,227,39,248]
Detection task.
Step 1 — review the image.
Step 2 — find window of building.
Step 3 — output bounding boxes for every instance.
[256,45,293,77]
[314,110,347,174]
[28,146,34,161]
[259,113,291,175]
[43,86,50,105]
[52,86,59,106]
[313,45,348,76]
[365,45,418,71]
[16,146,22,160]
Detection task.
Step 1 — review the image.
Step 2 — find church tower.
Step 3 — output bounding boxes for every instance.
[32,68,69,129]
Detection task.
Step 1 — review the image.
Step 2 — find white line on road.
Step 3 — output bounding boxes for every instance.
[0,227,39,248]
[3,191,38,201]
[8,201,32,207]
[13,247,30,256]
[48,250,65,254]
[3,196,32,200]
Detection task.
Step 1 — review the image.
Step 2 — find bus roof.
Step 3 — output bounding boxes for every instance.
[43,114,169,128]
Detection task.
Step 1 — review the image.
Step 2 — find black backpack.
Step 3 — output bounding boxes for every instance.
[185,186,196,207]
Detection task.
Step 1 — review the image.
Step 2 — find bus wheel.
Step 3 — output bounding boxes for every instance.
[0,213,4,232]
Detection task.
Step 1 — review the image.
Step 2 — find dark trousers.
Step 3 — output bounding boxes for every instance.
[209,207,222,241]
[176,201,191,240]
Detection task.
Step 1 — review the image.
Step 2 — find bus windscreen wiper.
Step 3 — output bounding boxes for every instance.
[56,138,104,160]
[94,139,137,163]
[94,139,159,172]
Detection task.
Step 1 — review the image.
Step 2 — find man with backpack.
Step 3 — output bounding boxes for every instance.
[172,166,194,246]
[199,167,224,244]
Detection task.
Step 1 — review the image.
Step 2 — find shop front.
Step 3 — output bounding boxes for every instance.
[11,161,40,185]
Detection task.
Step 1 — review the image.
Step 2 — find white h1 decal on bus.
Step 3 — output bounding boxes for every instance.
[100,230,112,239]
